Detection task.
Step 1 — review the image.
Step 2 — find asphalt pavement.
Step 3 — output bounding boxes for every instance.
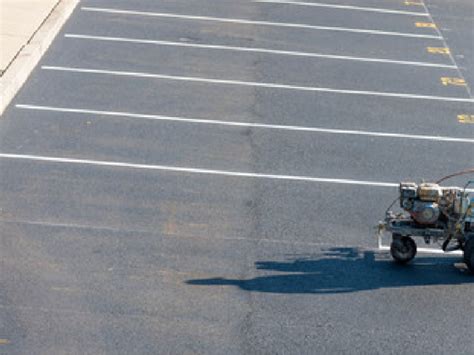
[0,0,473,353]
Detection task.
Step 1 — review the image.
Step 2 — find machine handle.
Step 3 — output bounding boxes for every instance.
[464,180,474,192]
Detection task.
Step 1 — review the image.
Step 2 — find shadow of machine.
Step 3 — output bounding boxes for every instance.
[187,247,473,294]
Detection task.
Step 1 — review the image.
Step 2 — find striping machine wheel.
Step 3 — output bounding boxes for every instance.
[390,234,417,264]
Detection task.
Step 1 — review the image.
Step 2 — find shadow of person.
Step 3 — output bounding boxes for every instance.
[186,247,473,294]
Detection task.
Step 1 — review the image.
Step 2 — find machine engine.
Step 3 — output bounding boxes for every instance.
[399,182,473,226]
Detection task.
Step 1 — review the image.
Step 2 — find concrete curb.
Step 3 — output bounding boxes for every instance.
[0,0,79,116]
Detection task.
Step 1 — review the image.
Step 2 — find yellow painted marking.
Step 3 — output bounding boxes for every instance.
[416,22,436,28]
[163,203,178,235]
[0,339,10,345]
[405,1,423,5]
[427,47,450,55]
[458,115,474,124]
[441,77,467,86]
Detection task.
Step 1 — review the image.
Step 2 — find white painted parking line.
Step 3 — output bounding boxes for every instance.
[377,234,463,255]
[65,34,456,69]
[255,0,429,16]
[0,153,399,187]
[41,65,474,103]
[81,6,442,40]
[378,245,463,256]
[15,104,474,144]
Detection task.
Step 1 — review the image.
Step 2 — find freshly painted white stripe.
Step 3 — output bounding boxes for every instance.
[0,153,399,187]
[81,6,442,40]
[255,0,429,16]
[377,234,466,255]
[379,245,463,255]
[15,104,474,144]
[41,65,474,103]
[65,33,456,69]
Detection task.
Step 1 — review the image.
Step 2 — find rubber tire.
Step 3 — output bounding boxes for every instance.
[463,237,474,273]
[390,235,417,264]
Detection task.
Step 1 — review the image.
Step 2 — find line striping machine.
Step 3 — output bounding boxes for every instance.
[378,170,474,272]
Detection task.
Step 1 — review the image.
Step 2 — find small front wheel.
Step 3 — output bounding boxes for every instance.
[463,237,474,273]
[390,234,417,264]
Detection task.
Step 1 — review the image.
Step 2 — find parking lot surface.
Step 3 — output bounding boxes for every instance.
[1,0,473,353]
